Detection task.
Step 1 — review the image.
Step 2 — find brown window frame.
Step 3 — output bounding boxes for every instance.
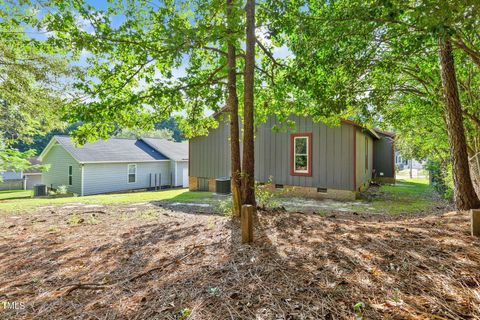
[290,133,313,177]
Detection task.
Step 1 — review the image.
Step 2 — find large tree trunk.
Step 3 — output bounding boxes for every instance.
[241,0,256,206]
[438,35,480,210]
[226,0,242,217]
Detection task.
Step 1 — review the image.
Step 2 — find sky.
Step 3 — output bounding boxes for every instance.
[62,0,292,76]
[22,0,292,117]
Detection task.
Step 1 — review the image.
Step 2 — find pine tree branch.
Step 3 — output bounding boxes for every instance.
[452,37,480,69]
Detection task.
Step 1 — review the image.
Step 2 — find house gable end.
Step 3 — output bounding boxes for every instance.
[39,137,81,163]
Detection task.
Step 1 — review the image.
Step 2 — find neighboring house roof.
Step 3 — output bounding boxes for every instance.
[24,156,42,174]
[141,138,189,161]
[39,136,169,163]
[0,170,23,180]
[0,157,42,178]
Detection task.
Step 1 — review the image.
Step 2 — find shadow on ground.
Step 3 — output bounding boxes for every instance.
[0,205,479,319]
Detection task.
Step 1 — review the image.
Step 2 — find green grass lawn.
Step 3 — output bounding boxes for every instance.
[0,189,212,213]
[367,178,438,214]
[396,169,429,179]
[0,190,33,200]
[0,178,437,215]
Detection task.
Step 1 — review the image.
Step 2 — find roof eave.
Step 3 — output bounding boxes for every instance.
[79,159,171,164]
[374,129,396,138]
[341,120,381,140]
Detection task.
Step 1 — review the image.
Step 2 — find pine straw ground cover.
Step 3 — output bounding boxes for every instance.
[0,202,479,319]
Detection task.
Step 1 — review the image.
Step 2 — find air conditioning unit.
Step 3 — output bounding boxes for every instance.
[34,184,47,197]
[215,178,231,194]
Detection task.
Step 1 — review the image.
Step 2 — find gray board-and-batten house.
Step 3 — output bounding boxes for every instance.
[39,136,189,196]
[189,112,395,200]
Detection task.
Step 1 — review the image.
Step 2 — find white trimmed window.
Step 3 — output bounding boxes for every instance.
[128,164,137,183]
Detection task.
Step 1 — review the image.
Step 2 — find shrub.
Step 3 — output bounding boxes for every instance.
[217,177,285,215]
[56,185,68,195]
[426,160,453,201]
[217,198,233,216]
[443,165,454,201]
[255,177,283,210]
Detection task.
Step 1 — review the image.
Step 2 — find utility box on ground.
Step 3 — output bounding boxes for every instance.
[215,178,231,194]
[34,184,47,197]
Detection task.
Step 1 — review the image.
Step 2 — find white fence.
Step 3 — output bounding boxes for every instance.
[0,179,24,191]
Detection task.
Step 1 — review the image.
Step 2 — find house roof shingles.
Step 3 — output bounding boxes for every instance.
[54,136,169,163]
[141,138,189,161]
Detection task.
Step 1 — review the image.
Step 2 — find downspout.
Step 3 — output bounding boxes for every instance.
[353,127,357,191]
[372,137,375,180]
[80,164,84,196]
[392,139,396,182]
[174,161,178,187]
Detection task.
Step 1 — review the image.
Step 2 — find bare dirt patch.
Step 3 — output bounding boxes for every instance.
[0,204,479,319]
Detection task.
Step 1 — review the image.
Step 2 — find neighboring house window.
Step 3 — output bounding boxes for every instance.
[290,133,312,176]
[68,166,73,185]
[365,137,368,171]
[128,164,137,183]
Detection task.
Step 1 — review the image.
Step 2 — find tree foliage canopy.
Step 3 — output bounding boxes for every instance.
[0,1,80,172]
[23,0,308,144]
[268,0,480,162]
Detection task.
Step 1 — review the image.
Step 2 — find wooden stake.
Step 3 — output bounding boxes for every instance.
[472,209,480,237]
[241,204,254,244]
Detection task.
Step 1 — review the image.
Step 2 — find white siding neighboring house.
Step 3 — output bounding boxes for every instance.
[0,171,25,191]
[1,171,23,180]
[24,172,42,190]
[38,136,189,196]
[0,157,42,190]
[141,138,189,188]
[395,151,426,171]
